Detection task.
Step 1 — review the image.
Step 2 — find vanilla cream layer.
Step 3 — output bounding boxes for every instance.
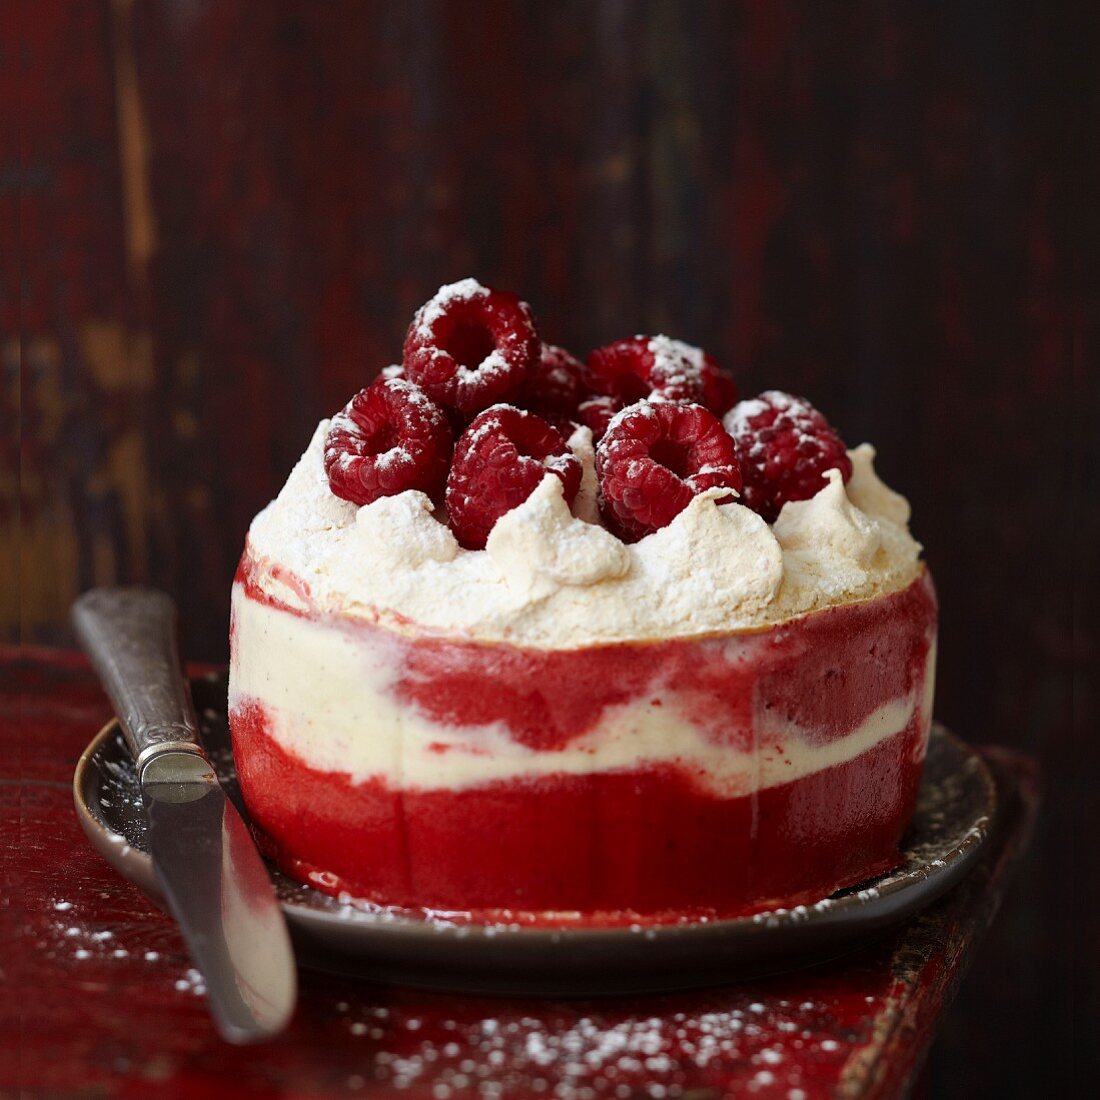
[244,421,922,648]
[229,591,934,798]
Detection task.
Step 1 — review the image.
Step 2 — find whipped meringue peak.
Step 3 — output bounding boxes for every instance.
[487,475,630,597]
[352,490,458,568]
[774,468,881,566]
[845,442,912,526]
[243,421,924,647]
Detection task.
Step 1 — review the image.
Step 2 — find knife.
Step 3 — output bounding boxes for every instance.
[72,587,297,1043]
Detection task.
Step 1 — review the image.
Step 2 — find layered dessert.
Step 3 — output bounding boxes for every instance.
[229,279,936,920]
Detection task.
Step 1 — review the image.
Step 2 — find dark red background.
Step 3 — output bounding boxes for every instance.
[10,1,1093,1095]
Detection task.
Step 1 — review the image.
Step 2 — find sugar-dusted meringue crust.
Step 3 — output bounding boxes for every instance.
[244,423,923,647]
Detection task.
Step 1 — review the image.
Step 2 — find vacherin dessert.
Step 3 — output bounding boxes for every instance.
[229,279,937,920]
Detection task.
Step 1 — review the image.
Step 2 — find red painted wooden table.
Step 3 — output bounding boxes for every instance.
[4,648,1037,1099]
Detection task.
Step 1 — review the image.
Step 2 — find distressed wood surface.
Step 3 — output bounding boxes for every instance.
[3,649,1037,1099]
[8,1,1090,1094]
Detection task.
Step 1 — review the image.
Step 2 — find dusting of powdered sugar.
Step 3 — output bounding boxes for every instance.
[320,994,855,1098]
[540,345,580,389]
[462,404,514,447]
[415,278,490,338]
[542,450,578,478]
[723,391,824,463]
[646,335,707,392]
[397,378,445,411]
[456,349,507,384]
[567,424,602,525]
[325,378,444,480]
[723,396,769,434]
[602,399,650,439]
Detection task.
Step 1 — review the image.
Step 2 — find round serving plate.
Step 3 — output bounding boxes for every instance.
[74,672,997,996]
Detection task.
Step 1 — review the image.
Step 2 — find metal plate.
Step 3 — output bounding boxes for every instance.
[74,672,996,996]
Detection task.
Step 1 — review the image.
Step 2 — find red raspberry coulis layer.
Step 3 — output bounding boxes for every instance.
[232,700,923,919]
[234,550,935,753]
[229,563,935,918]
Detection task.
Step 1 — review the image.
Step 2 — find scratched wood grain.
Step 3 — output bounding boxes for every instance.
[9,2,1091,1094]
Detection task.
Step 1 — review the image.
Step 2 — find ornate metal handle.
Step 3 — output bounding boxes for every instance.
[72,588,203,774]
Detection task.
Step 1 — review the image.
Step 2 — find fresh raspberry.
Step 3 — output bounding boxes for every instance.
[446,405,582,550]
[403,278,539,418]
[576,395,623,442]
[586,335,720,406]
[576,343,739,442]
[524,343,585,418]
[723,390,852,523]
[324,377,452,506]
[596,401,742,542]
[701,360,739,416]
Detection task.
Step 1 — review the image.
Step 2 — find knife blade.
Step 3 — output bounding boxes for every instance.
[73,587,297,1044]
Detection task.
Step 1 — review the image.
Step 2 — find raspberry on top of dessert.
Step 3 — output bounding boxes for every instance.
[230,278,935,920]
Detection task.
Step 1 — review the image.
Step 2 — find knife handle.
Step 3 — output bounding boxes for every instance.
[72,587,203,774]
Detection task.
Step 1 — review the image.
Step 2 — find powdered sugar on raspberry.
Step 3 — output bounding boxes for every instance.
[540,352,580,392]
[324,378,451,505]
[455,347,509,384]
[724,395,770,428]
[414,277,489,338]
[647,335,707,392]
[586,335,711,406]
[724,393,818,458]
[404,282,537,417]
[724,392,842,464]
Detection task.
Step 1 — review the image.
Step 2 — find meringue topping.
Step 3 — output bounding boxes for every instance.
[245,420,923,647]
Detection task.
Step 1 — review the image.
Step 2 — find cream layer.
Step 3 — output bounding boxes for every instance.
[229,590,934,798]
